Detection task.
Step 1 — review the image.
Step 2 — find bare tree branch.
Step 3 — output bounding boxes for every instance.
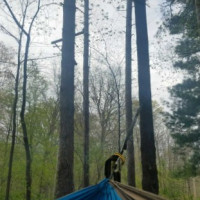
[3,0,28,36]
[28,0,41,35]
[40,2,61,9]
[0,25,18,42]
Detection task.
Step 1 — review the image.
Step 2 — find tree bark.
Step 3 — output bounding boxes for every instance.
[83,0,90,187]
[5,30,23,200]
[125,0,135,187]
[55,0,76,198]
[20,34,32,200]
[134,0,159,194]
[195,0,200,30]
[21,3,41,199]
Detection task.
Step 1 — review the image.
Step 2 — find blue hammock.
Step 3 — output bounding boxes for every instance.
[57,178,168,200]
[57,179,121,200]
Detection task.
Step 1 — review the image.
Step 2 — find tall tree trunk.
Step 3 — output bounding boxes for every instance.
[134,0,159,194]
[195,0,200,29]
[5,30,23,200]
[83,0,90,187]
[55,0,76,198]
[21,3,41,198]
[125,0,135,187]
[20,35,32,200]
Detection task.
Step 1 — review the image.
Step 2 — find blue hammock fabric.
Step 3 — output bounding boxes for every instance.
[57,179,122,200]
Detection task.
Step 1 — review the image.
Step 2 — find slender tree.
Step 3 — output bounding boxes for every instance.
[55,0,76,198]
[134,0,159,194]
[3,1,41,199]
[125,0,135,187]
[0,41,17,200]
[21,3,41,199]
[3,6,27,198]
[5,26,23,200]
[83,0,90,187]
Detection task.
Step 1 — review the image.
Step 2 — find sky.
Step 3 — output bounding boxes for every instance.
[146,0,183,105]
[0,0,183,108]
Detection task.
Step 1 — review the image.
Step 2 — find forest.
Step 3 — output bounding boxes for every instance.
[0,0,200,200]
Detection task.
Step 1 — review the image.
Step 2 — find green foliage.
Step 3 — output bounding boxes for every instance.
[163,0,200,180]
[172,162,197,178]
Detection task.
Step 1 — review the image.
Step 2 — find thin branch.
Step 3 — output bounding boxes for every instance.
[0,25,19,42]
[51,38,62,44]
[27,55,61,61]
[51,29,84,44]
[28,0,41,35]
[3,0,28,36]
[54,43,62,51]
[40,2,61,9]
[76,6,84,14]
